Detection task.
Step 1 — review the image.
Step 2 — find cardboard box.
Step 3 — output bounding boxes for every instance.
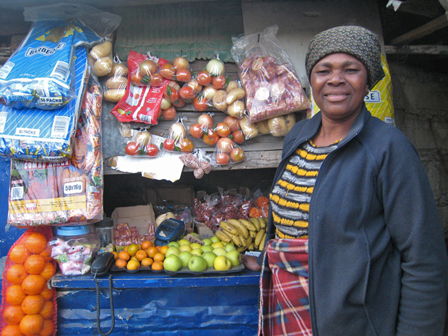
[111,204,156,237]
[146,185,194,207]
[197,222,214,239]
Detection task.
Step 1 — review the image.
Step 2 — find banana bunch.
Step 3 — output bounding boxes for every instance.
[216,217,267,252]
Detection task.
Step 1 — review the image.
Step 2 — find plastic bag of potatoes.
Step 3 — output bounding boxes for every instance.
[239,113,296,140]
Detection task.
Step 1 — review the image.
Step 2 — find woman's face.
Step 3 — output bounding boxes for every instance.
[310,53,369,122]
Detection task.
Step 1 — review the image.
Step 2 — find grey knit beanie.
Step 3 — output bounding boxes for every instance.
[305,25,385,88]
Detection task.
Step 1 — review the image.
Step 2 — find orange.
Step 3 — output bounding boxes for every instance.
[151,261,163,271]
[39,301,54,319]
[21,294,45,315]
[127,244,139,256]
[5,285,27,305]
[123,246,128,252]
[141,240,153,250]
[146,247,158,258]
[38,319,53,336]
[111,251,119,259]
[115,259,127,269]
[24,233,47,254]
[3,305,25,325]
[141,257,154,267]
[39,247,52,262]
[160,245,169,255]
[40,287,54,301]
[6,264,28,285]
[1,324,23,336]
[21,275,47,295]
[153,252,165,262]
[9,244,30,264]
[126,259,140,271]
[118,251,130,261]
[40,263,56,281]
[135,250,148,261]
[20,314,44,336]
[24,255,46,275]
[156,246,161,251]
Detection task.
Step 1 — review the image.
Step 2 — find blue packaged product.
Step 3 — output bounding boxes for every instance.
[0,46,89,162]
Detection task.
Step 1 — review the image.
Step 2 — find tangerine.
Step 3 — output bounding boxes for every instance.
[135,250,147,261]
[126,259,140,271]
[146,247,158,258]
[1,324,23,336]
[24,233,47,254]
[19,314,44,336]
[5,285,27,305]
[39,247,52,262]
[38,319,53,336]
[6,264,28,285]
[21,294,45,315]
[141,240,153,250]
[127,244,139,256]
[3,305,25,325]
[40,263,56,281]
[115,259,127,269]
[118,251,130,261]
[24,255,46,275]
[153,252,165,262]
[151,261,164,271]
[141,257,154,267]
[39,301,54,319]
[160,245,169,255]
[40,287,54,301]
[21,275,46,295]
[9,244,30,264]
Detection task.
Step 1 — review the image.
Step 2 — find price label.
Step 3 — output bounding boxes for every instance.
[64,181,83,194]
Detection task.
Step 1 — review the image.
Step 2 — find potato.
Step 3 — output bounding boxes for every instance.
[104,89,126,102]
[284,113,296,132]
[93,57,113,77]
[107,63,129,78]
[212,90,227,112]
[226,100,245,118]
[225,88,245,105]
[90,41,113,59]
[105,76,128,90]
[226,80,239,93]
[268,116,287,137]
[256,120,270,135]
[240,116,258,139]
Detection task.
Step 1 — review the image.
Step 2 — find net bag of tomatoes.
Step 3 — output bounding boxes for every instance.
[1,228,58,336]
[231,25,310,123]
[161,119,195,154]
[124,129,160,158]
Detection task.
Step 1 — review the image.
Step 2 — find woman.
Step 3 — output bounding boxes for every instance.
[243,25,448,336]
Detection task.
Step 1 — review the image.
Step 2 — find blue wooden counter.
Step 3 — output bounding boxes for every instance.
[51,269,261,335]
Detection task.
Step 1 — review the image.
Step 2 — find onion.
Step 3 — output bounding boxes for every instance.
[223,116,240,132]
[135,130,151,147]
[198,114,214,129]
[202,86,217,100]
[173,56,189,70]
[161,97,172,110]
[206,58,225,76]
[169,123,186,141]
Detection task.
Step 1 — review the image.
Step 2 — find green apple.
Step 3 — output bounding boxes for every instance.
[178,251,192,268]
[213,247,227,256]
[165,246,181,257]
[168,241,180,248]
[202,238,213,246]
[211,241,225,249]
[191,248,203,256]
[179,244,192,253]
[163,254,183,272]
[213,255,232,271]
[201,245,213,253]
[177,239,191,246]
[225,250,241,266]
[188,255,207,272]
[202,252,217,268]
[190,243,202,250]
[225,243,236,252]
[210,235,220,243]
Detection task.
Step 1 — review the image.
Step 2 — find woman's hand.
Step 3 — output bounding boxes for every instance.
[242,254,262,272]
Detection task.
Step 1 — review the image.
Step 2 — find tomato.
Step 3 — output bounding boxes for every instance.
[215,122,231,138]
[212,75,227,89]
[231,130,245,144]
[149,73,164,87]
[176,68,192,82]
[230,147,245,162]
[163,138,176,151]
[216,137,234,153]
[145,143,159,157]
[162,106,177,120]
[215,153,230,165]
[193,96,209,112]
[172,98,186,108]
[125,141,140,156]
[179,86,196,100]
[130,71,144,86]
[196,70,212,86]
[164,85,179,102]
[168,80,181,91]
[189,123,205,139]
[180,138,194,153]
[223,116,240,132]
[198,114,213,129]
[202,129,219,146]
[160,63,175,80]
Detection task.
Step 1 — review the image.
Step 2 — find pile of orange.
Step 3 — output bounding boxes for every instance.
[2,232,56,336]
[114,241,168,272]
